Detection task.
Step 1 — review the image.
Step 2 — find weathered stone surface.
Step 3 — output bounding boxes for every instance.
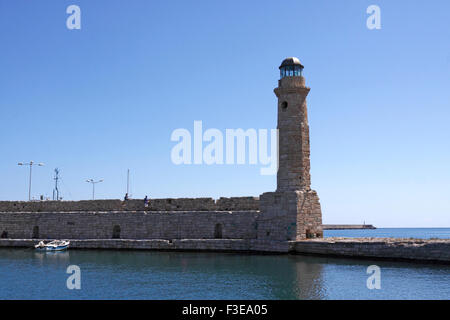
[0,211,259,240]
[257,190,322,241]
[216,197,260,211]
[1,238,448,263]
[291,238,450,263]
[0,239,289,253]
[275,76,312,192]
[257,71,322,241]
[0,197,260,213]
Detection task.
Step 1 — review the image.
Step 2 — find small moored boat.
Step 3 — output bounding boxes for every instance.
[35,240,70,251]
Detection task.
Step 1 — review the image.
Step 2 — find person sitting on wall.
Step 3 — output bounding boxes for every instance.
[144,196,149,208]
[124,193,129,201]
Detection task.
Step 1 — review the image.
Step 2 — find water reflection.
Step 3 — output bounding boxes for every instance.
[289,256,326,299]
[0,249,448,299]
[34,250,70,261]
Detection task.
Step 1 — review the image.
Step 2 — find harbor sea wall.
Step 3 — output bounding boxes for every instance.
[0,211,258,240]
[0,239,289,253]
[0,200,448,263]
[0,238,448,263]
[291,238,450,263]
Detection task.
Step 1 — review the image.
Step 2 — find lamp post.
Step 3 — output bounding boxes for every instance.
[86,179,103,200]
[18,161,44,201]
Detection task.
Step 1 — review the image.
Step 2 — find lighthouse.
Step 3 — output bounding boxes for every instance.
[257,57,323,241]
[275,57,312,192]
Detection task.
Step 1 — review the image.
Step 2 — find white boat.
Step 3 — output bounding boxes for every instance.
[35,240,70,251]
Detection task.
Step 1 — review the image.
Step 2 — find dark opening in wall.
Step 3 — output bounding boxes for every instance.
[214,223,223,239]
[112,225,121,239]
[281,101,288,111]
[306,230,314,239]
[274,196,280,204]
[1,231,8,238]
[32,226,39,239]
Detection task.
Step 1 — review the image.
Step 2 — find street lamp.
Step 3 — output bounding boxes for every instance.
[18,161,44,201]
[86,179,104,200]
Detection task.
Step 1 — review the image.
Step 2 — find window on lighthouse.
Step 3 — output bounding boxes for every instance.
[280,65,303,79]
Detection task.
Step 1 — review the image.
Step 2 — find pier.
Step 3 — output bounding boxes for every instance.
[0,238,448,264]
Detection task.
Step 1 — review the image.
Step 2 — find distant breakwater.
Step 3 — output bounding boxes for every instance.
[322,224,376,230]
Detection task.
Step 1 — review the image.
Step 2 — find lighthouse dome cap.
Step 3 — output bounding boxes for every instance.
[279,57,304,69]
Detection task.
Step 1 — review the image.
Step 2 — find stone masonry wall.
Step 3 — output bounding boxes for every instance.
[0,197,260,213]
[275,76,311,192]
[257,190,323,241]
[296,190,323,239]
[291,238,450,263]
[0,211,259,240]
[1,238,448,262]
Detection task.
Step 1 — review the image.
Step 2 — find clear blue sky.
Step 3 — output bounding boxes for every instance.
[0,0,449,227]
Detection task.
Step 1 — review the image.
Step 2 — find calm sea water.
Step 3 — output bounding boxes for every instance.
[0,228,449,300]
[324,228,450,239]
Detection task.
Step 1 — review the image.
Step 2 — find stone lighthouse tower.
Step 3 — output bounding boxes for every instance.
[257,57,323,241]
